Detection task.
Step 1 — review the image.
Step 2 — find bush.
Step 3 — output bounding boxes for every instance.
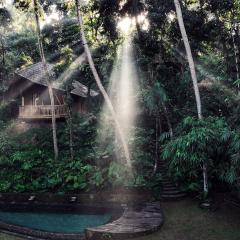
[162,116,232,193]
[0,114,156,193]
[0,101,18,122]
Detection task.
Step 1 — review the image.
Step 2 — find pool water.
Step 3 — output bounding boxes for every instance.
[0,211,111,233]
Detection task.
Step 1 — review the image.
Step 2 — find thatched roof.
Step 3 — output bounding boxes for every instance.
[16,62,99,98]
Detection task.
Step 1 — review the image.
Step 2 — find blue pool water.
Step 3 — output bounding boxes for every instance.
[0,211,111,233]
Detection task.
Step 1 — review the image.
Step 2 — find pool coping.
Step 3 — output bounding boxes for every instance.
[0,220,85,240]
[0,202,163,240]
[85,202,163,240]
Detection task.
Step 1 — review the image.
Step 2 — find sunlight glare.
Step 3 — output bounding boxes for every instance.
[117,17,133,35]
[136,12,149,31]
[118,13,149,34]
[54,53,87,89]
[167,12,176,23]
[41,5,60,27]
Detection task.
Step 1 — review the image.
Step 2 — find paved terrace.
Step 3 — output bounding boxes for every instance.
[85,202,163,240]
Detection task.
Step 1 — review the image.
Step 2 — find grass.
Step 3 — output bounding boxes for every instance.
[128,197,240,240]
[0,198,240,240]
[0,233,22,240]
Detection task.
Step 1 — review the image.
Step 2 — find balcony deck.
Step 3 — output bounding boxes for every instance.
[19,105,68,119]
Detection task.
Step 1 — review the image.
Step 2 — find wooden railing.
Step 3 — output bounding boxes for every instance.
[19,105,68,119]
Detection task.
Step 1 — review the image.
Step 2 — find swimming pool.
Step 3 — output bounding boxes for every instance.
[0,202,121,240]
[0,210,111,233]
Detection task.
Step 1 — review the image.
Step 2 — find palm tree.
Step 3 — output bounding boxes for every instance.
[33,0,59,160]
[75,0,131,168]
[231,22,240,85]
[0,6,11,103]
[174,0,208,197]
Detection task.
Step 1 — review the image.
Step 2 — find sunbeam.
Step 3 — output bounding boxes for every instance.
[54,53,87,89]
[97,36,139,168]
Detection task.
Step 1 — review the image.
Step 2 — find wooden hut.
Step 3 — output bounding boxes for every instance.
[6,62,98,120]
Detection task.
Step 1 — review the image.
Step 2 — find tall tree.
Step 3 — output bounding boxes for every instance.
[0,5,11,102]
[75,0,131,168]
[33,0,59,160]
[174,0,208,197]
[231,22,240,83]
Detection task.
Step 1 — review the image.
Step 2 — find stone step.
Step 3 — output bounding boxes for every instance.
[161,179,175,184]
[163,185,178,190]
[161,176,171,180]
[162,189,182,195]
[159,166,167,169]
[160,172,169,175]
[160,173,170,176]
[161,178,173,183]
[161,181,175,186]
[158,162,167,166]
[158,170,186,199]
[158,166,167,169]
[161,192,186,199]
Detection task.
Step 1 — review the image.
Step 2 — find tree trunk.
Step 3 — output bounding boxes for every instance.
[75,0,131,168]
[133,0,142,39]
[66,87,74,160]
[231,23,240,86]
[202,161,208,196]
[152,115,159,176]
[0,35,5,65]
[33,0,58,160]
[174,0,208,197]
[162,104,173,139]
[174,0,202,119]
[68,106,74,161]
[0,33,6,102]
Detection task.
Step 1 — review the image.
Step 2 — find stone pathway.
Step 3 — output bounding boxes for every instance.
[159,161,186,199]
[85,203,163,240]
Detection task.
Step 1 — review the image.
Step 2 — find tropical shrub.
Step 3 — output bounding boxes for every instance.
[219,130,240,191]
[0,113,156,193]
[162,116,232,194]
[0,101,18,122]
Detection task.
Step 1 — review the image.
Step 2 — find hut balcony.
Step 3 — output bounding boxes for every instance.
[19,105,68,119]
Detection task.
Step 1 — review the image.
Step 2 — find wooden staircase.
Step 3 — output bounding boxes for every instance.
[159,161,186,199]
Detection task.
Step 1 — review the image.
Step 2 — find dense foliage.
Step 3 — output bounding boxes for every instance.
[162,117,234,191]
[0,112,156,192]
[1,0,240,199]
